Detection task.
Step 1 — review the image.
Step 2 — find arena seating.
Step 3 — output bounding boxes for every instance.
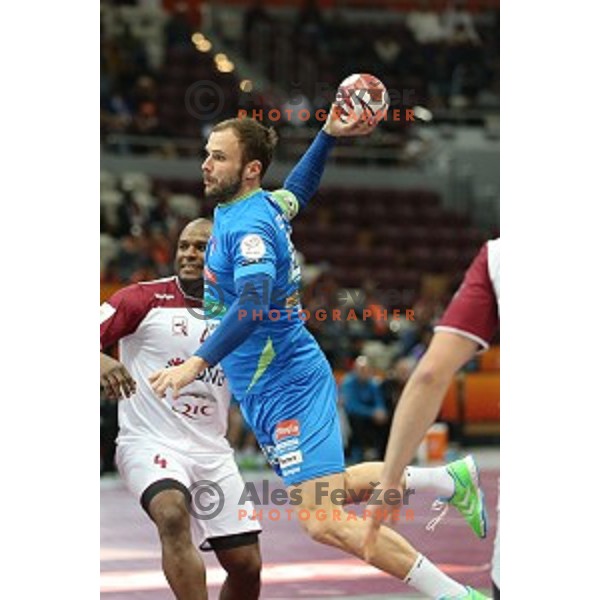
[138,178,486,305]
[439,347,500,439]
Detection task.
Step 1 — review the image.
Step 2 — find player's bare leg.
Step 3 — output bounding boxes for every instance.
[344,461,455,501]
[344,462,395,502]
[344,458,488,540]
[292,472,416,574]
[148,490,208,600]
[214,542,261,600]
[290,471,473,598]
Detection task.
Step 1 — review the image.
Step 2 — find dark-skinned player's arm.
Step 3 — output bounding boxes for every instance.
[100,285,149,399]
[100,352,137,400]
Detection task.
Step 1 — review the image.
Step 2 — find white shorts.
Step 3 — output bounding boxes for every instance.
[116,440,261,550]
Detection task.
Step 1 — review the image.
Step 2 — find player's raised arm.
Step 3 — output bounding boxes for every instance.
[281,105,377,213]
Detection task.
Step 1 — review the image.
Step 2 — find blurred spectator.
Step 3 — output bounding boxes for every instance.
[407,325,434,361]
[115,234,155,281]
[406,0,446,44]
[130,75,158,111]
[114,189,144,237]
[340,356,388,463]
[243,0,271,35]
[281,92,313,128]
[164,1,194,49]
[294,0,325,43]
[132,100,161,137]
[325,4,351,62]
[101,90,133,139]
[243,0,273,60]
[380,356,417,455]
[115,23,149,90]
[477,77,500,109]
[373,34,402,70]
[101,1,498,152]
[148,187,178,232]
[362,282,393,341]
[303,272,352,368]
[148,229,173,277]
[443,0,480,46]
[381,357,417,413]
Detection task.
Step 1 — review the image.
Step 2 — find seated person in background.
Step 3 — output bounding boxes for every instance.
[380,356,417,458]
[340,355,388,462]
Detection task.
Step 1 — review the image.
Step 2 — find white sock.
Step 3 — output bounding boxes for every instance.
[404,554,467,599]
[405,465,455,498]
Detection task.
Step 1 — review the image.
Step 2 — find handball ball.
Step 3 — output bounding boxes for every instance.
[335,73,389,123]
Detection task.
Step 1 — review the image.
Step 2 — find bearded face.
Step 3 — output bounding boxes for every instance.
[202,129,246,203]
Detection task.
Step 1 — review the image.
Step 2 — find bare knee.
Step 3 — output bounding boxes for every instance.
[218,543,262,581]
[149,491,190,542]
[300,511,350,548]
[302,516,332,545]
[217,541,262,597]
[343,463,384,501]
[239,547,262,581]
[236,554,261,583]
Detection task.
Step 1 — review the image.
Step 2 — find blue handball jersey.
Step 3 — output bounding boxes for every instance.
[203,188,327,400]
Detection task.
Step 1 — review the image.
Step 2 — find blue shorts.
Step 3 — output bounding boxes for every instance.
[240,363,345,486]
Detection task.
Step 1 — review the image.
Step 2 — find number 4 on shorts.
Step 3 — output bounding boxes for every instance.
[154,454,167,469]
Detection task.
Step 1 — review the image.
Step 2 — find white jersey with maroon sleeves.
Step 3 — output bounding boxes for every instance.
[435,238,500,349]
[100,276,232,455]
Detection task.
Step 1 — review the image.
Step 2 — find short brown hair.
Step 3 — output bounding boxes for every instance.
[212,118,278,177]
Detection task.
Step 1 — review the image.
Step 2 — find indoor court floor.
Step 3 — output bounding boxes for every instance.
[101,449,499,599]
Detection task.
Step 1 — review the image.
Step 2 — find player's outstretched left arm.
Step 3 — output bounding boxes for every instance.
[280,105,377,215]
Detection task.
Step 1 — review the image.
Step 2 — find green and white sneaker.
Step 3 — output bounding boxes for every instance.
[426,455,488,539]
[464,586,491,599]
[441,587,491,599]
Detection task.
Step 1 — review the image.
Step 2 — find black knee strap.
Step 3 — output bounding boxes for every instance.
[140,478,191,517]
[200,531,260,552]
